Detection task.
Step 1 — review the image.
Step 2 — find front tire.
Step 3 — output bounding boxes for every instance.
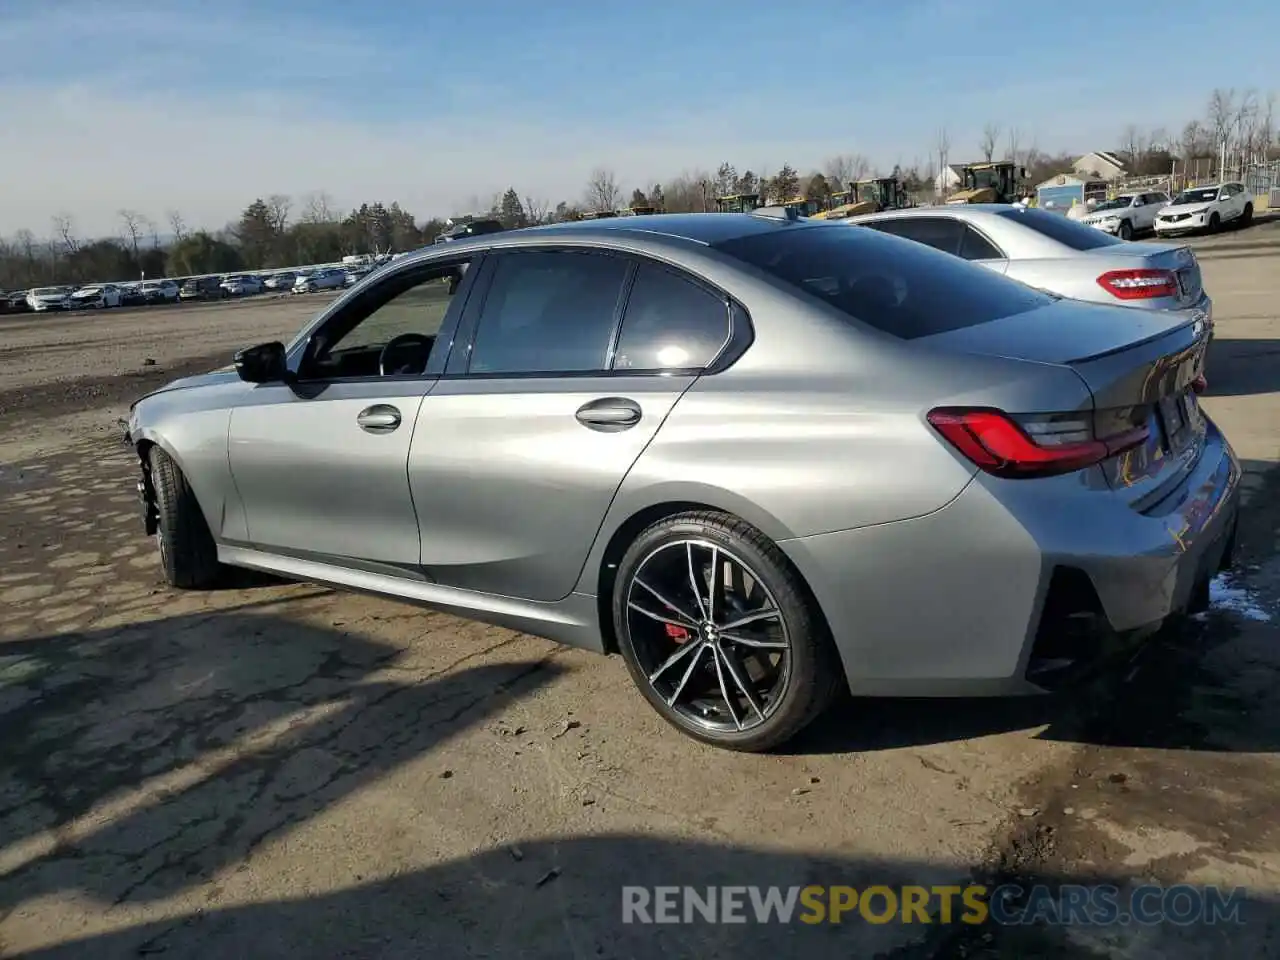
[612,511,841,752]
[1240,203,1253,228]
[1118,219,1133,241]
[150,447,222,589]
[1208,212,1221,233]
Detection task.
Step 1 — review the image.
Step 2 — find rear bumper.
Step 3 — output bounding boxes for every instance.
[780,420,1240,696]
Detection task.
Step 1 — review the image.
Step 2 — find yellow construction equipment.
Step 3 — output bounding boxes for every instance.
[715,193,764,213]
[946,161,1028,205]
[811,177,912,219]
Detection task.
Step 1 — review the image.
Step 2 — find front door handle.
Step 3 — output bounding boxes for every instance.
[575,397,642,432]
[357,404,402,433]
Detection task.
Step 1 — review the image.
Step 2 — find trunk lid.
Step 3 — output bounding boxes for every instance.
[923,299,1211,503]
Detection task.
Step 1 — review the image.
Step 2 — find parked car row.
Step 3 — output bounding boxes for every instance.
[127,207,1231,752]
[4,256,402,316]
[1070,181,1254,240]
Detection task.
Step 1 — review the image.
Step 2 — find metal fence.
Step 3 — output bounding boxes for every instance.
[1244,161,1280,209]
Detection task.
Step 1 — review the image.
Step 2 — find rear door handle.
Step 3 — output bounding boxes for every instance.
[357,404,402,433]
[575,397,642,432]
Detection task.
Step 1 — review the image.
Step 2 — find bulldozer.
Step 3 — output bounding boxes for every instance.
[946,161,1028,205]
[810,177,912,220]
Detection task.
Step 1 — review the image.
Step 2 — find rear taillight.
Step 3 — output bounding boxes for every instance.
[1096,268,1178,301]
[927,407,1149,479]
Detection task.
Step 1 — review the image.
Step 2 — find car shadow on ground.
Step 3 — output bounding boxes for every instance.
[16,832,1280,959]
[789,456,1280,759]
[1203,337,1280,399]
[0,609,565,916]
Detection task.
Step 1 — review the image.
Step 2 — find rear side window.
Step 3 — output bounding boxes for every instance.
[469,250,629,374]
[715,224,1051,340]
[995,207,1124,250]
[612,264,731,371]
[863,217,964,255]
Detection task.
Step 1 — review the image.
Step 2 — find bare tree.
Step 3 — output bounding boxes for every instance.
[935,127,951,196]
[1233,88,1259,166]
[301,191,337,224]
[1119,124,1143,168]
[117,209,145,262]
[584,167,621,213]
[980,122,1001,162]
[1005,127,1022,168]
[166,210,189,242]
[1179,120,1206,160]
[1207,88,1235,175]
[51,213,79,256]
[1260,93,1276,160]
[523,196,551,225]
[265,194,292,234]
[822,153,870,192]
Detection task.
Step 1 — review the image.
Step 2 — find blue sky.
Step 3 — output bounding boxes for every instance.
[2,0,1277,235]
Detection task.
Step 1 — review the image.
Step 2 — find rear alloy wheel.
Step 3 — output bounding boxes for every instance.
[613,511,841,752]
[150,447,222,589]
[1118,219,1133,241]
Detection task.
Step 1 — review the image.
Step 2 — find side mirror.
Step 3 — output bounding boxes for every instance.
[234,341,288,383]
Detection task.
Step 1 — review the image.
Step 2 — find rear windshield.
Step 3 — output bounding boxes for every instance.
[995,207,1124,251]
[714,224,1051,339]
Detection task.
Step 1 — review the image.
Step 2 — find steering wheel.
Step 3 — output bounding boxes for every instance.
[378,333,433,376]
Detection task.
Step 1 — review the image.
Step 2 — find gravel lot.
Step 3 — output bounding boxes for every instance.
[2,253,1279,958]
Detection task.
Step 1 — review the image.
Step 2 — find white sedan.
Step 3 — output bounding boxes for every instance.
[69,284,123,309]
[26,286,76,311]
[1154,181,1254,236]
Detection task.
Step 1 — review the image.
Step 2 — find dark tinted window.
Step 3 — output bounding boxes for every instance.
[612,264,731,371]
[958,225,1004,260]
[995,207,1123,250]
[864,217,964,255]
[469,250,628,374]
[715,224,1051,340]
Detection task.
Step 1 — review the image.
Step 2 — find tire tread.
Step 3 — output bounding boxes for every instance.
[151,448,221,589]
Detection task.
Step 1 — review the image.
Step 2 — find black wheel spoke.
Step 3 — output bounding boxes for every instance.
[720,608,781,631]
[686,542,709,621]
[717,645,766,723]
[711,646,744,730]
[666,644,705,707]
[721,631,788,650]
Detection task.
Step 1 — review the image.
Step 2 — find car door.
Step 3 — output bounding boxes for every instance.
[407,249,734,602]
[225,256,478,575]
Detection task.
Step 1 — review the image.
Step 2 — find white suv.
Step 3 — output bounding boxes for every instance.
[1154,181,1254,236]
[1080,191,1170,240]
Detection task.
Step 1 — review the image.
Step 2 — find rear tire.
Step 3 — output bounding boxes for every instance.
[150,447,222,589]
[612,510,842,752]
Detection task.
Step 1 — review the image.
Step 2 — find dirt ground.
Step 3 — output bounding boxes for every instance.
[1,252,1279,958]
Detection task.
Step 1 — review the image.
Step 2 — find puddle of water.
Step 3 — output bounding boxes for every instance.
[1205,573,1272,622]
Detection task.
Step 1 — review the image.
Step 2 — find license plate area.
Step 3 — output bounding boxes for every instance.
[1157,389,1198,454]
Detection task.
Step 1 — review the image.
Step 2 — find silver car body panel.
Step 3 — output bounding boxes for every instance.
[128,214,1240,695]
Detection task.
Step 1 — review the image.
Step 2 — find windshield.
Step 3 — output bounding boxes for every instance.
[1091,197,1134,213]
[141,282,161,290]
[32,287,66,296]
[714,224,1051,340]
[76,287,102,294]
[1174,188,1218,205]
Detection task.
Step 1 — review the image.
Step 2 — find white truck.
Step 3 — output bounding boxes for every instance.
[1077,190,1171,240]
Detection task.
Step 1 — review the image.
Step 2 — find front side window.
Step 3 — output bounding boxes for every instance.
[715,224,1050,340]
[611,264,731,372]
[468,250,629,375]
[300,261,471,380]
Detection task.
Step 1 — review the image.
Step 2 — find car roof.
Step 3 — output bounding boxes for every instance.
[394,212,817,268]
